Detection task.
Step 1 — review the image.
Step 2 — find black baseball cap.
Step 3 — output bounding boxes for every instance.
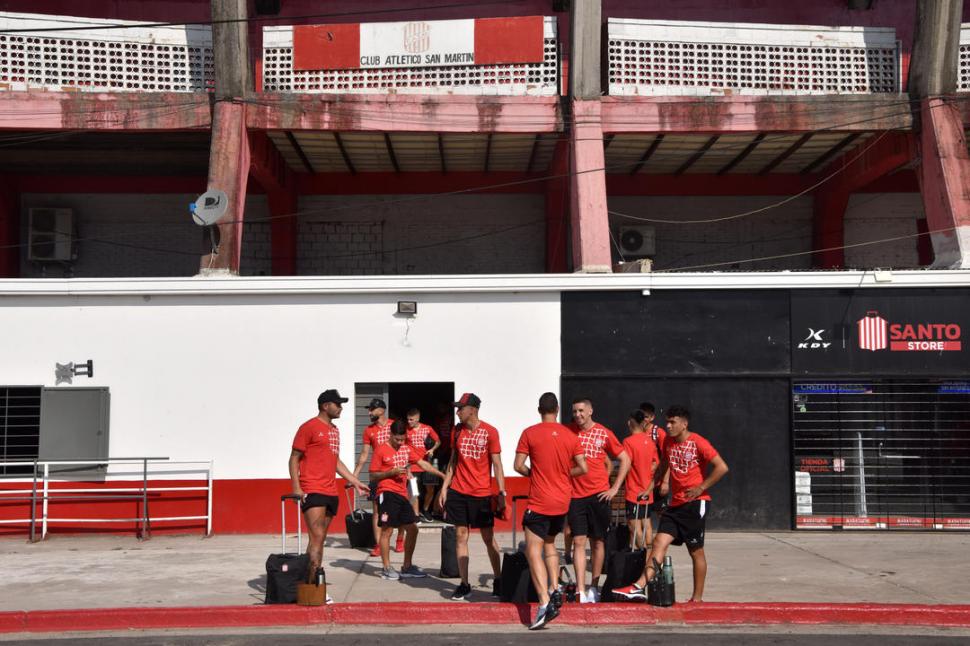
[318,389,349,406]
[367,398,387,410]
[452,393,481,408]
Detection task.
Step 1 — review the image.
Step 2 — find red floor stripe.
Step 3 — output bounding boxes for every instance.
[2,602,970,633]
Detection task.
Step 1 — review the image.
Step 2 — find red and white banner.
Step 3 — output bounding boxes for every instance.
[292,16,546,71]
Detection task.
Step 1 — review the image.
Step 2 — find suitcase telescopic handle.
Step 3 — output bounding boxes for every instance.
[511,495,528,550]
[280,494,302,554]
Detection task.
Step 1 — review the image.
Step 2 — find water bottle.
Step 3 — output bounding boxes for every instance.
[315,567,326,587]
[663,555,673,585]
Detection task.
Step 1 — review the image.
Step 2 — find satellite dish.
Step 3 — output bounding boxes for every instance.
[190,189,229,226]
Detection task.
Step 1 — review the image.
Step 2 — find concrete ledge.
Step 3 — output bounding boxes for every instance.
[3,602,970,634]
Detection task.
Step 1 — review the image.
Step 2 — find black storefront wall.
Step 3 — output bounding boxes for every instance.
[561,288,970,531]
[561,290,793,530]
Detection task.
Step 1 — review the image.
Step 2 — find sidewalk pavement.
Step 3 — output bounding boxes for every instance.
[1,527,969,631]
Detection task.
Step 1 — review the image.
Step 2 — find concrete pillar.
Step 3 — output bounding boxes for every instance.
[545,139,569,273]
[201,101,250,273]
[812,187,849,269]
[916,98,970,268]
[269,189,298,275]
[569,100,612,273]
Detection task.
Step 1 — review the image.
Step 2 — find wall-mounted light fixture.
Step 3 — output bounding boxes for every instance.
[397,301,418,316]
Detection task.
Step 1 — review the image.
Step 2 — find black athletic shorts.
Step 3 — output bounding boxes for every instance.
[625,501,650,521]
[657,499,708,549]
[377,491,417,528]
[301,493,339,516]
[522,508,566,539]
[444,488,494,528]
[649,490,669,515]
[420,470,441,486]
[568,494,611,540]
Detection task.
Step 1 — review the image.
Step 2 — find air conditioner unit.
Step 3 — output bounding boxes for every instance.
[28,208,74,262]
[618,225,655,257]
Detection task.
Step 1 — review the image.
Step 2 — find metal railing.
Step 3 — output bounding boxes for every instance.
[0,457,213,541]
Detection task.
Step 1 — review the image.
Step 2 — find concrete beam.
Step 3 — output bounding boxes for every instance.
[0,93,212,131]
[570,99,611,273]
[246,94,563,133]
[600,95,913,134]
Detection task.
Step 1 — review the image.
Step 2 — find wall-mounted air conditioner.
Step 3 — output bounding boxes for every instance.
[28,208,74,262]
[618,225,655,257]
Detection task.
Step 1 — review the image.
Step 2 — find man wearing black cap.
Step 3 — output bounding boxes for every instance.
[353,398,403,557]
[289,389,369,603]
[437,393,506,600]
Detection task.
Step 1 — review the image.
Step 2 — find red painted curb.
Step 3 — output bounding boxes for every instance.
[2,602,970,634]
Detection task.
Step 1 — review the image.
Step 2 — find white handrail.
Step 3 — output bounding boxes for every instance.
[0,457,214,541]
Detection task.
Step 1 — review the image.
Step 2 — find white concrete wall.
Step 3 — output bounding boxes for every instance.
[0,290,561,479]
[19,194,271,278]
[297,194,545,275]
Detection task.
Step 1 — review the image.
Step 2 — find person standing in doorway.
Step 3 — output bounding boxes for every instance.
[438,393,506,601]
[613,405,729,603]
[405,408,440,522]
[568,398,630,603]
[289,389,370,604]
[514,392,587,630]
[370,420,445,581]
[353,398,404,557]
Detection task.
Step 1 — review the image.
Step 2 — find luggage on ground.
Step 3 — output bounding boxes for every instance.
[601,504,647,602]
[500,495,539,603]
[440,524,460,578]
[345,485,375,549]
[265,494,310,604]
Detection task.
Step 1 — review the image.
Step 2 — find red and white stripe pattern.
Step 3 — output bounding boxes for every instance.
[291,16,545,71]
[857,311,888,351]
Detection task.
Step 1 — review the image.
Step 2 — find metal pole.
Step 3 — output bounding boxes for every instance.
[141,458,150,540]
[28,460,38,543]
[41,462,49,540]
[206,460,213,537]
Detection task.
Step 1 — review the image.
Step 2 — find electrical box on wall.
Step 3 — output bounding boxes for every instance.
[618,225,656,257]
[28,208,74,262]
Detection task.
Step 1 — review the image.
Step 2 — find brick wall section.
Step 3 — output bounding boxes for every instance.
[297,194,544,275]
[20,194,270,278]
[844,193,922,269]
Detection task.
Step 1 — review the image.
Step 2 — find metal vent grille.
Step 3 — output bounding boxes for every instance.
[0,386,41,476]
[0,12,214,92]
[262,19,559,96]
[959,26,970,91]
[608,19,899,96]
[793,380,970,530]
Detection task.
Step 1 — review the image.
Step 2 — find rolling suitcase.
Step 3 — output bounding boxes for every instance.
[440,525,460,578]
[265,494,310,604]
[344,484,375,549]
[601,503,647,602]
[500,495,538,603]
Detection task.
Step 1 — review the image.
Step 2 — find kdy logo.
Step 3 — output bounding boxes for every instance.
[798,328,831,350]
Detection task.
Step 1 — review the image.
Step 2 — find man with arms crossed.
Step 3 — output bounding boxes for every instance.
[438,393,506,600]
[568,398,631,603]
[614,405,729,603]
[369,420,445,580]
[353,398,404,557]
[514,392,587,630]
[289,389,370,603]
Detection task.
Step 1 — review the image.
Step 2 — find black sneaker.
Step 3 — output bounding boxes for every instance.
[451,582,472,600]
[549,588,563,611]
[544,599,561,625]
[492,578,502,598]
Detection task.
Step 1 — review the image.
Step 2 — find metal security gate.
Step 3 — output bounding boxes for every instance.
[792,380,970,530]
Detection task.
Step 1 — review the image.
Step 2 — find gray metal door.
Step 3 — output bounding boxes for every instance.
[39,387,110,474]
[354,382,387,484]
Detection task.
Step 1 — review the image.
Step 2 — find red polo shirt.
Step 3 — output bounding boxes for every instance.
[406,423,439,473]
[666,432,719,507]
[515,422,582,516]
[569,422,625,499]
[370,442,424,497]
[292,417,340,496]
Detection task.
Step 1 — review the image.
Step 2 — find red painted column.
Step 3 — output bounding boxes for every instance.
[0,179,18,277]
[201,101,250,273]
[269,189,297,275]
[569,100,612,273]
[916,97,970,268]
[812,188,849,269]
[545,139,569,273]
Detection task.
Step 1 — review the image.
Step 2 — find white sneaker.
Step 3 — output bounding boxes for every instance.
[589,586,600,603]
[579,588,592,603]
[325,593,334,604]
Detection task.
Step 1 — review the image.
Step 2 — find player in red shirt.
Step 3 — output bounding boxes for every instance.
[614,405,729,603]
[514,392,587,630]
[404,408,441,523]
[289,389,369,602]
[369,419,445,580]
[623,410,660,549]
[437,393,506,601]
[352,398,404,557]
[568,398,630,603]
[640,402,670,524]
